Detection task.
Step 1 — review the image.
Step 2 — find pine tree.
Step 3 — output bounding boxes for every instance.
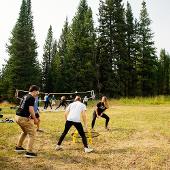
[97,0,127,97]
[41,25,54,92]
[51,18,70,92]
[157,49,170,94]
[50,39,58,91]
[125,1,138,96]
[66,0,96,92]
[4,0,40,99]
[96,0,114,96]
[137,0,158,96]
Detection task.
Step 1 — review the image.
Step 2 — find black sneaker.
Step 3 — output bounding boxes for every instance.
[37,129,44,132]
[24,152,37,158]
[15,146,26,153]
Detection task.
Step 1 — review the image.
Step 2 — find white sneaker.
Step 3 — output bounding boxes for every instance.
[55,145,62,150]
[84,147,93,153]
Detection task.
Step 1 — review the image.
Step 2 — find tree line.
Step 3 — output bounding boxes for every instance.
[0,0,170,101]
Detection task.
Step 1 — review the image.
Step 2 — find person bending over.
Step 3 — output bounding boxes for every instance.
[55,96,67,110]
[91,96,110,131]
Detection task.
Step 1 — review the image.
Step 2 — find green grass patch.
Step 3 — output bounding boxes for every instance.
[111,95,170,105]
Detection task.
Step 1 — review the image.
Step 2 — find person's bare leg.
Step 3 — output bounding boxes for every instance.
[37,118,40,131]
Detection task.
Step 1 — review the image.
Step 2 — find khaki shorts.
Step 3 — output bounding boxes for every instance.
[15,115,36,136]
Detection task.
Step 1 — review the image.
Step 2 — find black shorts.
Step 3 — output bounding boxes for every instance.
[35,113,40,118]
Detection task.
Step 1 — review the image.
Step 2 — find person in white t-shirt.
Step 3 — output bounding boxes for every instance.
[55,96,93,153]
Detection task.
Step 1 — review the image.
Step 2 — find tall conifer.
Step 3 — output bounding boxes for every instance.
[51,18,70,92]
[157,49,170,94]
[137,1,157,96]
[125,2,137,96]
[42,25,54,92]
[66,0,96,91]
[97,0,127,97]
[5,0,40,99]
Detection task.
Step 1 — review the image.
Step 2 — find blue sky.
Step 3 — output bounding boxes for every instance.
[0,0,169,69]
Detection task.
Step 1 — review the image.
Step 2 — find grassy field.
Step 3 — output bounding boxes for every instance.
[1,98,170,170]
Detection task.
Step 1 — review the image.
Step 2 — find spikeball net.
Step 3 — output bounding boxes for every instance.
[71,130,100,144]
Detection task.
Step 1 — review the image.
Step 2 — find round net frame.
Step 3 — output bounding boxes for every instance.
[71,131,100,138]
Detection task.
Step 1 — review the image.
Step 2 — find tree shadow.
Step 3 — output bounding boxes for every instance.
[98,128,136,134]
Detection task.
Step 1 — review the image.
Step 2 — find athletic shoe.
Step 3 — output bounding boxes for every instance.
[55,145,63,150]
[15,146,26,153]
[84,147,93,153]
[24,152,37,158]
[105,127,110,131]
[37,129,44,132]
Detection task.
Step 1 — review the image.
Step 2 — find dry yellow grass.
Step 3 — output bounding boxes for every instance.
[1,103,170,169]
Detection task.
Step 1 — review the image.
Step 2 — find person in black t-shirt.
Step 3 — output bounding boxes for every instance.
[15,85,40,158]
[55,96,67,110]
[91,96,110,131]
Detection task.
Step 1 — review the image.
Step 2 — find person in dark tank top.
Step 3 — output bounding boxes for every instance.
[91,96,110,131]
